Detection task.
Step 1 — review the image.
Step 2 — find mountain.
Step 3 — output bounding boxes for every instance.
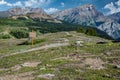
[0,7,47,17]
[98,13,120,40]
[0,6,118,40]
[108,12,120,24]
[98,19,120,39]
[52,4,120,40]
[0,7,61,23]
[51,4,105,26]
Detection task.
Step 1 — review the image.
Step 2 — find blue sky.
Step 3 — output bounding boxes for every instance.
[0,0,119,15]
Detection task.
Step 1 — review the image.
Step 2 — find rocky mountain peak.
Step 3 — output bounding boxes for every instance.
[7,7,46,16]
[78,4,95,10]
[51,4,104,25]
[51,4,120,40]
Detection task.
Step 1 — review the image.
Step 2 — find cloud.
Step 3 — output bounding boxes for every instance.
[115,0,120,6]
[0,0,6,5]
[24,0,38,7]
[104,0,120,14]
[0,0,22,7]
[24,0,51,7]
[0,0,11,6]
[13,1,22,7]
[61,2,65,7]
[0,0,51,7]
[45,8,59,14]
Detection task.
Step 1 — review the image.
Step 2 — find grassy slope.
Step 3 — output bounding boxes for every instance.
[0,32,119,80]
[0,18,112,40]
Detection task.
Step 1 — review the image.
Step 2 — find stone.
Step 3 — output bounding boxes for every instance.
[38,74,55,79]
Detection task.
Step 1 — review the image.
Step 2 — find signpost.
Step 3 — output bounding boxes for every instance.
[29,30,36,46]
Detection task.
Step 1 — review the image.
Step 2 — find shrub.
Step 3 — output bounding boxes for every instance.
[17,17,27,20]
[77,27,85,33]
[10,29,29,39]
[85,28,97,36]
[0,34,11,39]
[19,39,46,45]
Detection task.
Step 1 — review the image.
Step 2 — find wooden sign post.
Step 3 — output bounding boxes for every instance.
[29,30,36,46]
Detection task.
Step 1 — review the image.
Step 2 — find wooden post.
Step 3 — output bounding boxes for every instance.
[29,30,36,46]
[32,37,34,46]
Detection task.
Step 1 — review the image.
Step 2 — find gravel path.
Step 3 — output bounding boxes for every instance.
[0,43,69,58]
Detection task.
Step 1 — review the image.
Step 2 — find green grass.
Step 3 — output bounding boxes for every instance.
[0,32,119,80]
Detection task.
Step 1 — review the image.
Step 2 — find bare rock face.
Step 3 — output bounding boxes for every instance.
[0,7,47,17]
[52,4,120,40]
[51,4,104,26]
[98,19,120,39]
[8,7,51,20]
[0,7,62,23]
[108,12,120,23]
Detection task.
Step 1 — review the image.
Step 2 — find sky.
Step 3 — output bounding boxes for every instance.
[0,0,120,15]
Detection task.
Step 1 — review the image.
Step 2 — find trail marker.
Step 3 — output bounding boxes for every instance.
[29,30,36,45]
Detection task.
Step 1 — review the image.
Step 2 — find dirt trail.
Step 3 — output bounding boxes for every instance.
[0,71,34,80]
[1,43,69,58]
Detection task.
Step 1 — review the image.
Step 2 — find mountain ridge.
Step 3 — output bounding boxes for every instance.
[51,4,120,40]
[0,5,120,40]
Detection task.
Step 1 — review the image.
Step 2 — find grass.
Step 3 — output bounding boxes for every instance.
[0,32,119,80]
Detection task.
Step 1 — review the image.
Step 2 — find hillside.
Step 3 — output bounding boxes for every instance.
[52,4,120,40]
[0,31,120,80]
[0,17,112,40]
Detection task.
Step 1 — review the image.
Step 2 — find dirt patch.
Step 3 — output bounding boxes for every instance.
[0,71,35,80]
[21,61,41,67]
[83,58,105,70]
[10,65,22,71]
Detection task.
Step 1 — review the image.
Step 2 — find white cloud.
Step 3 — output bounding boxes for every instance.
[45,8,59,14]
[0,0,51,7]
[104,0,120,14]
[0,0,22,7]
[61,2,65,7]
[0,0,11,6]
[0,0,6,5]
[13,1,22,7]
[115,0,120,6]
[24,0,51,7]
[24,0,38,7]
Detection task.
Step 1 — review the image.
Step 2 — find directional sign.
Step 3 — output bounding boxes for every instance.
[29,31,36,46]
[29,32,36,38]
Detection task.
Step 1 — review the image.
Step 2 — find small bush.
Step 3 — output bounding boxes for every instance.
[77,27,97,36]
[85,28,97,36]
[10,29,29,39]
[19,39,46,45]
[0,34,11,39]
[17,17,27,20]
[77,27,86,33]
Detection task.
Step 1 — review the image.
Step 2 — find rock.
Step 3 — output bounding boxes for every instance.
[40,67,46,70]
[104,52,112,56]
[64,32,70,35]
[115,65,120,69]
[74,41,84,46]
[57,38,69,42]
[38,74,55,79]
